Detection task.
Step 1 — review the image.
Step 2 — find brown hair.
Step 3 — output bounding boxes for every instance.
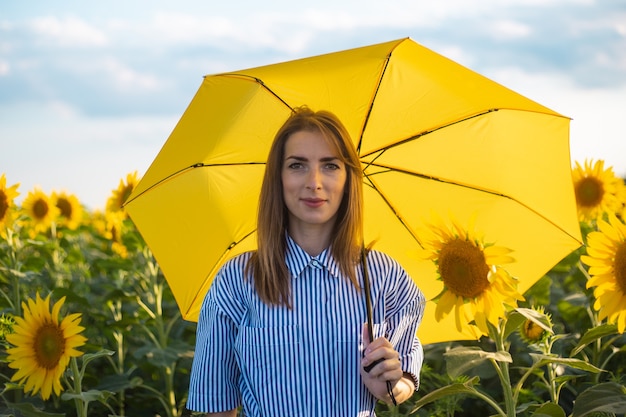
[246,106,364,307]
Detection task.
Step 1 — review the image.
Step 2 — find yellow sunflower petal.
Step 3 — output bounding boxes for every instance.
[454,296,465,332]
[580,254,608,267]
[617,310,626,333]
[435,290,457,321]
[473,311,489,334]
[593,282,618,298]
[587,273,613,289]
[585,244,616,259]
[598,293,622,319]
[588,265,614,276]
[597,219,620,241]
[50,296,66,325]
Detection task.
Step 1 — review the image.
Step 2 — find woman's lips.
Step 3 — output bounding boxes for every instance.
[301,198,325,208]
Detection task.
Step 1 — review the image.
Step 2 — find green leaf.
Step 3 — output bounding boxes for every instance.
[571,382,626,417]
[133,345,180,367]
[80,349,115,369]
[553,374,583,386]
[95,374,143,392]
[528,353,603,373]
[503,310,527,340]
[408,376,481,413]
[3,402,65,417]
[444,346,512,379]
[61,389,115,403]
[530,402,566,417]
[570,323,619,356]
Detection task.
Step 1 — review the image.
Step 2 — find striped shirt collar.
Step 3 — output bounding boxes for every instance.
[285,234,342,279]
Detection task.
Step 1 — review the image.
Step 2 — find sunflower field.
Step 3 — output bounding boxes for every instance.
[1,160,626,417]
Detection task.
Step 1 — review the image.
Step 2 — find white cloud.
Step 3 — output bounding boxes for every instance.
[99,57,161,91]
[489,20,533,38]
[28,16,108,47]
[150,13,235,43]
[140,11,317,55]
[0,60,9,75]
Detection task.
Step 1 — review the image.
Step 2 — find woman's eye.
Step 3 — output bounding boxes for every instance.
[288,162,303,169]
[325,163,340,170]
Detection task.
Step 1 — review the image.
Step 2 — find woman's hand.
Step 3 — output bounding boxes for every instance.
[360,323,415,405]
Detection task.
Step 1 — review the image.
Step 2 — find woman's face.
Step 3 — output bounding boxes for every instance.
[281,129,347,235]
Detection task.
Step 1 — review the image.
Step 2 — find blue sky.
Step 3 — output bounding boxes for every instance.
[1,0,625,209]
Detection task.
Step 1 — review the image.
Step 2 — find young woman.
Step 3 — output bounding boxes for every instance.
[187,107,425,416]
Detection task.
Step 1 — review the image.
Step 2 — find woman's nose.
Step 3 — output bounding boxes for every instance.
[306,168,322,190]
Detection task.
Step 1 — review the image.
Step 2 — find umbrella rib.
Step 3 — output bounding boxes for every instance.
[363,173,426,249]
[364,165,583,246]
[124,162,265,206]
[357,49,395,155]
[359,109,502,247]
[366,163,507,193]
[217,73,294,111]
[361,109,499,161]
[187,228,257,316]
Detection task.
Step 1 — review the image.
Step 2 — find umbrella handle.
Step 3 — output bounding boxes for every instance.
[361,247,397,406]
[362,247,384,371]
[361,246,376,343]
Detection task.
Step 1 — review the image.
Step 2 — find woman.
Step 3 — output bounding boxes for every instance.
[187,107,425,416]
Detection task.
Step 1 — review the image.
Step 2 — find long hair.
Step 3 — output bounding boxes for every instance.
[246,106,364,307]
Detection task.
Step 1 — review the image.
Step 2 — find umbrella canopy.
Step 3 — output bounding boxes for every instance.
[124,38,582,344]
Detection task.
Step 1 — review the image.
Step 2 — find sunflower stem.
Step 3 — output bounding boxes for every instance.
[472,387,509,417]
[70,356,87,417]
[3,228,22,316]
[107,298,127,416]
[490,321,516,417]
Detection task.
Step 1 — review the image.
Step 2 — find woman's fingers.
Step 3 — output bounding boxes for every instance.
[361,324,402,380]
[363,353,402,379]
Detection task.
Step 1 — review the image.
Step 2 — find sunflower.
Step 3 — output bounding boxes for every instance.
[0,313,16,345]
[422,216,524,337]
[518,306,552,345]
[572,159,626,223]
[93,209,129,257]
[6,293,86,400]
[580,214,626,333]
[22,187,59,236]
[52,191,83,230]
[106,171,139,218]
[0,173,20,238]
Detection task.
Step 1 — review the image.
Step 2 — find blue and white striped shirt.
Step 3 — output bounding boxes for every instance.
[187,236,425,416]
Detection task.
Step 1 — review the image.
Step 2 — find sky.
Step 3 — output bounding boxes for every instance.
[1,0,625,210]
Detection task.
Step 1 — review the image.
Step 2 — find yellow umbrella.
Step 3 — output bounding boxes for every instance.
[124,38,582,344]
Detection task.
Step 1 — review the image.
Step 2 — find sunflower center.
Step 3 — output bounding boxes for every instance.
[33,199,50,220]
[438,238,490,298]
[56,198,72,218]
[575,177,604,208]
[0,191,8,220]
[35,324,65,369]
[615,241,626,294]
[522,320,545,342]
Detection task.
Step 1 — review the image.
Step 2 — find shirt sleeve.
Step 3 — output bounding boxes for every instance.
[384,257,427,391]
[186,281,242,412]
